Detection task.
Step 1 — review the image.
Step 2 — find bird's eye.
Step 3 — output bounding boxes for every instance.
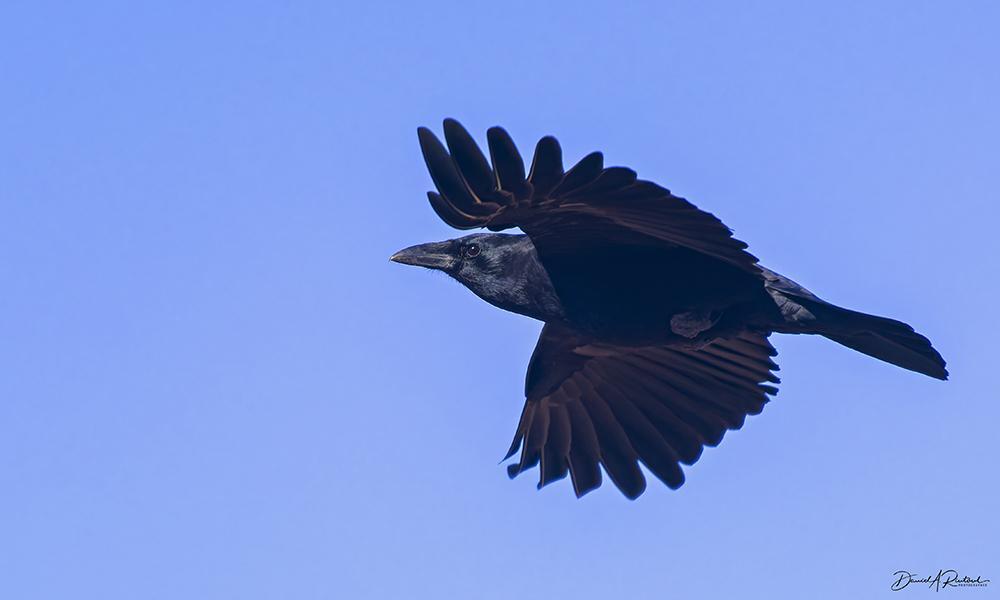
[463,244,481,258]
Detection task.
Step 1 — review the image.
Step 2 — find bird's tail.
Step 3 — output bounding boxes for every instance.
[818,305,948,380]
[761,269,948,380]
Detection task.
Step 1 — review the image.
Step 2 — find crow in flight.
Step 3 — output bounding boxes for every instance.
[391,119,947,499]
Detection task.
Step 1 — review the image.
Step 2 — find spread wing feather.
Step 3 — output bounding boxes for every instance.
[417,119,761,274]
[506,324,779,498]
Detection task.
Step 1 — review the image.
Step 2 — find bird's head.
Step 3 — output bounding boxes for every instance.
[390,233,562,321]
[390,232,520,287]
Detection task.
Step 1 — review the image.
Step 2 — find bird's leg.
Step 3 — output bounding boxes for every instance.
[669,310,723,339]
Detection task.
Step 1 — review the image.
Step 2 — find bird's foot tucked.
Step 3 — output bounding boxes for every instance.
[670,310,722,339]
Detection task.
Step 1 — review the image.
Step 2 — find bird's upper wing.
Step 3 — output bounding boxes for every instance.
[418,119,760,275]
[506,323,780,498]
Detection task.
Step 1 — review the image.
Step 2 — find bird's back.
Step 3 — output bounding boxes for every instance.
[537,240,778,344]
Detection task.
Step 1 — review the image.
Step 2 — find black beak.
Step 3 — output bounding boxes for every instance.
[389,241,456,271]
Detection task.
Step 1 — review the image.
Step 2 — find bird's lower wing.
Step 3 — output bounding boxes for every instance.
[505,324,780,499]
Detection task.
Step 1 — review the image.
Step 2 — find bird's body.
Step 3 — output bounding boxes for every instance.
[392,119,947,499]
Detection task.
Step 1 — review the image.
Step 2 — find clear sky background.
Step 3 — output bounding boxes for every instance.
[2,2,997,598]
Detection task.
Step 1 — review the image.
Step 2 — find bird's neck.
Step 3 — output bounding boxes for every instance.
[502,255,565,322]
[470,237,565,323]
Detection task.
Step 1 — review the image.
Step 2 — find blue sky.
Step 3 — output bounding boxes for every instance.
[2,2,997,598]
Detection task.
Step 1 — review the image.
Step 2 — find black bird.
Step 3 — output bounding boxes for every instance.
[391,119,947,499]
